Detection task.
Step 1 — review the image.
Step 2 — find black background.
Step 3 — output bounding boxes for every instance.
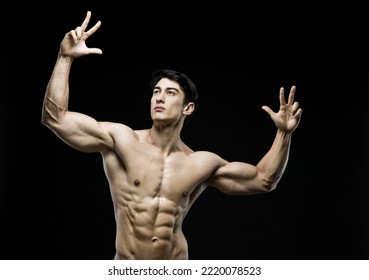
[2,3,368,260]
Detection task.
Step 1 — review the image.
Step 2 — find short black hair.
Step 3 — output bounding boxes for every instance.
[149,69,199,121]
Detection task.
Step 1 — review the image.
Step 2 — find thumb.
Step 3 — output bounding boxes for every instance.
[88,47,103,55]
[261,105,273,116]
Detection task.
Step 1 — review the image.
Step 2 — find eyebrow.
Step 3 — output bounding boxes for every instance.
[154,86,180,93]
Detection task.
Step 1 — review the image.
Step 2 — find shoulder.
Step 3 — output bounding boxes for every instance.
[187,151,229,187]
[190,150,228,168]
[100,122,142,141]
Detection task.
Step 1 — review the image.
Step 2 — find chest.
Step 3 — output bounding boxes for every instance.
[116,143,208,199]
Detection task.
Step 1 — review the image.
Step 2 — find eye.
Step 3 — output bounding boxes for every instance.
[153,89,160,95]
[167,90,175,95]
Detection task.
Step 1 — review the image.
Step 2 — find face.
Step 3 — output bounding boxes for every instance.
[150,78,194,125]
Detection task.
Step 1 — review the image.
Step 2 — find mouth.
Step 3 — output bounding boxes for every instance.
[154,106,165,112]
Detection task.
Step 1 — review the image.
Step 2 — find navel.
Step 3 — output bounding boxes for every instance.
[182,191,188,197]
[151,237,159,243]
[134,179,140,186]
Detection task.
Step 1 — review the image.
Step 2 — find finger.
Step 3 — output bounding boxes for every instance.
[294,108,303,118]
[291,101,300,113]
[279,87,286,106]
[85,20,102,36]
[75,26,82,37]
[261,105,274,116]
[80,11,92,32]
[287,85,296,105]
[66,30,78,43]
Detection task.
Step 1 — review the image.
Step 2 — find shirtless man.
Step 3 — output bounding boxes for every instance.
[41,11,303,260]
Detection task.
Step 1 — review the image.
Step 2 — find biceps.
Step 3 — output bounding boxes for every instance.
[51,111,113,152]
[209,162,266,195]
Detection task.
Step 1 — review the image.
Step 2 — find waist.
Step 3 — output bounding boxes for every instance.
[115,230,187,259]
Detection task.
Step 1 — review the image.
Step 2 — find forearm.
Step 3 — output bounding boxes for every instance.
[41,54,74,126]
[256,129,292,190]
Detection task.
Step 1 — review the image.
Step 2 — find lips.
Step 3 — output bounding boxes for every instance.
[154,106,165,112]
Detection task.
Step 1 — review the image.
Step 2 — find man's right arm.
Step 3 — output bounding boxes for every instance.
[41,11,113,153]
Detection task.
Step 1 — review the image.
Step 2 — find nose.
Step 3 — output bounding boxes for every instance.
[156,92,165,103]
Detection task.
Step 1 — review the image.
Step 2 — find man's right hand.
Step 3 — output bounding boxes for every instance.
[60,11,102,58]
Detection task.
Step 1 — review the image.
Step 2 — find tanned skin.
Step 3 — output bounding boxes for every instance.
[41,11,303,260]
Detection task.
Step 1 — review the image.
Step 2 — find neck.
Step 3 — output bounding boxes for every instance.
[148,122,184,156]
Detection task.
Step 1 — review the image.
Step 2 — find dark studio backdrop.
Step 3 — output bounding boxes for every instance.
[2,3,368,260]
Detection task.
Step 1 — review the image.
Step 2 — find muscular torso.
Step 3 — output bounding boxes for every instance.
[101,127,217,260]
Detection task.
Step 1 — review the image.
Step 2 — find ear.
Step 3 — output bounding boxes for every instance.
[183,102,195,116]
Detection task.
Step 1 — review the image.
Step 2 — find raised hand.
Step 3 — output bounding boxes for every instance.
[261,86,303,133]
[60,11,102,58]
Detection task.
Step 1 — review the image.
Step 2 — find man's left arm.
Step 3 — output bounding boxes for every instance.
[208,86,303,195]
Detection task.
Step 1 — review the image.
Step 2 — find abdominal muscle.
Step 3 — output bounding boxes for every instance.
[113,195,189,260]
